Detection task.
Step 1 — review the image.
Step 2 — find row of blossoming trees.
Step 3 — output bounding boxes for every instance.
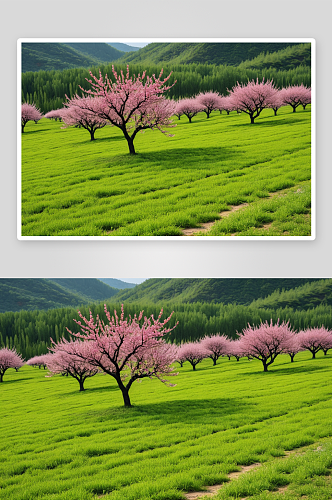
[21,64,311,154]
[0,306,330,407]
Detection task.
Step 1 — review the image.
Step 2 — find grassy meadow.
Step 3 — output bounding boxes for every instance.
[21,105,311,237]
[1,350,332,500]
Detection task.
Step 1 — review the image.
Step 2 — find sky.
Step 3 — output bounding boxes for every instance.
[117,278,148,284]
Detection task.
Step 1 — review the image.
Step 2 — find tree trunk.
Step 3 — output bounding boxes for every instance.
[262,360,268,372]
[0,372,3,382]
[312,351,316,359]
[89,129,96,141]
[274,109,278,116]
[79,378,85,392]
[117,378,132,407]
[250,115,255,124]
[125,135,136,154]
[188,116,192,123]
[292,106,296,113]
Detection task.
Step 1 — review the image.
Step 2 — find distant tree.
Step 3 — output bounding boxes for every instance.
[21,103,43,133]
[195,91,223,118]
[176,342,207,370]
[268,89,284,116]
[79,65,176,154]
[238,320,294,371]
[62,96,108,141]
[200,334,229,365]
[217,95,235,115]
[279,84,311,112]
[297,327,332,358]
[227,79,279,123]
[44,109,65,121]
[175,98,203,123]
[47,340,99,391]
[225,339,246,361]
[27,354,52,369]
[0,348,24,382]
[65,305,178,406]
[282,334,301,362]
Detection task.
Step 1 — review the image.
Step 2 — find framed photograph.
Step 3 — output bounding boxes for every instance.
[18,38,315,240]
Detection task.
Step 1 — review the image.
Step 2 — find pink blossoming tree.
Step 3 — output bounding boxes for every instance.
[47,340,99,391]
[27,354,52,369]
[62,96,108,141]
[227,79,279,124]
[238,320,294,371]
[297,327,332,359]
[175,98,203,123]
[200,334,230,365]
[79,66,176,154]
[176,342,207,370]
[44,109,65,121]
[0,348,24,382]
[65,305,178,406]
[218,95,235,115]
[195,91,223,118]
[279,84,311,112]
[21,103,43,133]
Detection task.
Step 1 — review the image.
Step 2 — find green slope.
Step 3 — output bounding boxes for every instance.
[250,279,332,310]
[48,278,119,302]
[0,278,118,313]
[22,42,123,73]
[114,278,321,305]
[64,43,124,63]
[118,42,306,67]
[237,43,311,70]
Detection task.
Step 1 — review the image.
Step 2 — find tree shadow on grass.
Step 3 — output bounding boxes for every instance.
[244,364,327,377]
[126,146,241,168]
[1,376,34,384]
[92,397,253,425]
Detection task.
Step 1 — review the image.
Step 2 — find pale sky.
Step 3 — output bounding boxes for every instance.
[118,278,148,284]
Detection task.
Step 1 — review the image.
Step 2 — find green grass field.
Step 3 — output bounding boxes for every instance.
[21,106,312,237]
[1,350,331,500]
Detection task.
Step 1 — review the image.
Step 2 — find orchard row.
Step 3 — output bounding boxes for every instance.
[21,65,311,154]
[0,306,328,407]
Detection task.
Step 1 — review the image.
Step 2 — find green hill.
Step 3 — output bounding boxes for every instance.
[64,42,124,63]
[237,43,311,71]
[118,42,306,67]
[21,42,124,73]
[114,278,321,305]
[0,278,118,313]
[250,279,332,310]
[48,278,119,302]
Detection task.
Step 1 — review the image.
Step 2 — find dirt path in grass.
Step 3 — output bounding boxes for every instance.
[184,463,261,499]
[184,444,323,500]
[182,203,249,236]
[181,188,297,236]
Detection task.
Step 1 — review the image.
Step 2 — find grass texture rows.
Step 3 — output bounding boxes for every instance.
[21,106,311,236]
[1,350,331,499]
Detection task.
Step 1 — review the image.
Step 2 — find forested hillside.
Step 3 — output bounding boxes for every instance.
[22,42,124,73]
[118,42,307,67]
[250,279,332,310]
[114,278,320,305]
[0,278,118,313]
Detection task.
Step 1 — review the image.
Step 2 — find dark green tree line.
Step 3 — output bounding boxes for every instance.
[22,62,311,114]
[1,301,331,359]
